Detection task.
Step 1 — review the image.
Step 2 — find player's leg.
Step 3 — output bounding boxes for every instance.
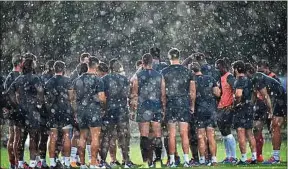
[109,134,119,165]
[189,116,199,165]
[179,122,190,165]
[37,125,49,168]
[99,123,115,164]
[197,127,206,165]
[139,122,151,165]
[206,127,217,165]
[48,128,58,168]
[117,121,133,167]
[246,129,257,164]
[7,122,15,168]
[28,128,39,168]
[253,120,264,162]
[86,131,92,164]
[151,121,162,166]
[15,125,28,169]
[70,127,80,166]
[62,125,72,167]
[90,126,102,167]
[78,129,88,165]
[236,128,247,164]
[167,122,176,166]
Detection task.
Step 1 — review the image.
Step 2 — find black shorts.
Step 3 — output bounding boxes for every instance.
[254,99,268,121]
[196,115,217,129]
[77,107,102,129]
[233,104,253,129]
[273,99,287,117]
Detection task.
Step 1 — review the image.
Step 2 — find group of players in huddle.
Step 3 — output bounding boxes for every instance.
[0,47,286,169]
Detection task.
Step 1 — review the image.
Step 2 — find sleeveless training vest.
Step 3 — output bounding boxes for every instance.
[218,72,233,108]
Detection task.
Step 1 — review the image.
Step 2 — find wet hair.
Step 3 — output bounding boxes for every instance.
[12,54,23,67]
[80,53,91,62]
[168,48,180,60]
[257,59,269,68]
[79,63,88,75]
[142,53,153,66]
[45,60,55,71]
[150,47,160,60]
[192,52,205,62]
[232,60,245,74]
[23,53,37,61]
[22,58,34,74]
[136,60,142,67]
[88,56,99,68]
[53,61,66,73]
[245,63,256,75]
[215,58,228,69]
[190,62,201,73]
[99,62,109,73]
[110,60,123,73]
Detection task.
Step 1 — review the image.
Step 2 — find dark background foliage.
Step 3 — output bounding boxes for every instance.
[0,1,286,76]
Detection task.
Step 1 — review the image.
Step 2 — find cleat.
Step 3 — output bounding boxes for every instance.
[124,161,136,168]
[70,161,80,168]
[235,160,248,165]
[175,156,181,166]
[167,162,177,168]
[221,157,231,164]
[80,165,89,169]
[230,157,238,164]
[183,162,190,167]
[9,165,16,169]
[211,162,217,166]
[206,160,212,166]
[110,161,121,168]
[189,159,200,166]
[262,157,280,164]
[257,155,264,163]
[249,160,257,164]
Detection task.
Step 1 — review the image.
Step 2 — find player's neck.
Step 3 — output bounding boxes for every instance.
[195,72,202,75]
[153,59,160,64]
[55,72,63,76]
[237,73,245,78]
[143,65,152,69]
[13,66,21,72]
[87,69,96,74]
[170,60,180,65]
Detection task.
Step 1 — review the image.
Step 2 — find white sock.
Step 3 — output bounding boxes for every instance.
[241,154,247,162]
[50,158,56,167]
[18,161,24,168]
[29,160,36,167]
[77,155,80,162]
[252,152,257,161]
[212,156,217,163]
[199,156,205,164]
[70,147,77,162]
[183,154,189,163]
[273,150,280,160]
[86,145,92,162]
[40,159,47,167]
[64,157,70,166]
[169,155,175,163]
[35,156,41,162]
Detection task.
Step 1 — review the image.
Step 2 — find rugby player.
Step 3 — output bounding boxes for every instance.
[161,48,196,167]
[37,60,55,169]
[215,58,237,164]
[71,56,106,168]
[70,54,90,167]
[44,61,73,168]
[4,54,23,169]
[101,59,134,168]
[190,62,220,166]
[131,53,166,168]
[8,58,44,168]
[245,63,287,164]
[231,61,257,165]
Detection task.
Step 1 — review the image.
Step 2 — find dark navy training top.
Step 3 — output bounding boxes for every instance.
[194,74,217,116]
[234,76,253,104]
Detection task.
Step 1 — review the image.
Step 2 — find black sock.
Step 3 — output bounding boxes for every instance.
[140,136,149,162]
[154,137,162,161]
[164,136,169,159]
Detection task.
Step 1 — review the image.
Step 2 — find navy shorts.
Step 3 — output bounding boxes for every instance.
[165,97,191,123]
[77,106,102,129]
[254,99,268,121]
[103,107,129,124]
[136,100,162,123]
[233,104,253,129]
[217,108,234,128]
[196,115,217,129]
[273,99,287,117]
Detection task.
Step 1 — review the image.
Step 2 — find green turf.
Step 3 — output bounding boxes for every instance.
[0,141,287,168]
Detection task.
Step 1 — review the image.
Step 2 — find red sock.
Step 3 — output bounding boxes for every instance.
[255,133,264,158]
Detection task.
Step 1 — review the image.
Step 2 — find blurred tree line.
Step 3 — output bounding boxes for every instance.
[0,1,286,76]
